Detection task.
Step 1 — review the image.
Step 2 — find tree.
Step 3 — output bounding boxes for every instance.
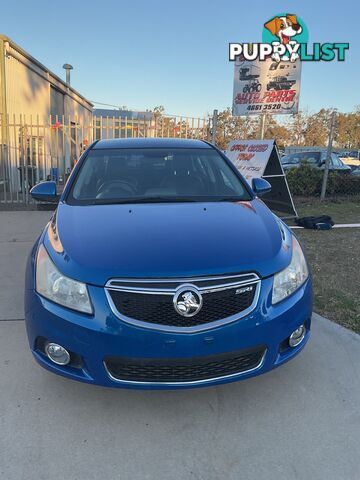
[287,111,309,146]
[303,109,333,146]
[335,111,360,149]
[215,108,258,150]
[150,106,360,150]
[263,116,291,147]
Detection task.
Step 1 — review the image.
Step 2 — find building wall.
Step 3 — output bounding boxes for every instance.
[0,36,93,192]
[5,47,50,121]
[4,42,93,121]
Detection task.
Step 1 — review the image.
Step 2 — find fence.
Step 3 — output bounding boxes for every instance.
[282,148,360,198]
[0,113,211,204]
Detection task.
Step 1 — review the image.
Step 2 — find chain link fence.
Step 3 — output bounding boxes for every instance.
[281,147,360,198]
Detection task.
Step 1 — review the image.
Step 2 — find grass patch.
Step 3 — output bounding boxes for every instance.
[295,228,360,333]
[294,196,360,224]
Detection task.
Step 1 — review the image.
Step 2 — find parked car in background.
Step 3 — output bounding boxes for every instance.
[281,150,351,173]
[337,151,360,169]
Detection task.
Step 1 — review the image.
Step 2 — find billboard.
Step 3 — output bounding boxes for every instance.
[226,139,297,217]
[232,57,301,116]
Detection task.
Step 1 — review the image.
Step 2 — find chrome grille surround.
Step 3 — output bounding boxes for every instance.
[105,273,261,332]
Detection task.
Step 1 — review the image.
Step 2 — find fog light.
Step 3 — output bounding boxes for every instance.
[289,325,306,347]
[45,343,70,365]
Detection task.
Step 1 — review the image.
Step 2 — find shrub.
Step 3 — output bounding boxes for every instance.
[285,165,360,196]
[326,173,360,195]
[286,165,322,196]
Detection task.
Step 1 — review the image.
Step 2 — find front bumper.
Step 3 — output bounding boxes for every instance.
[24,273,312,389]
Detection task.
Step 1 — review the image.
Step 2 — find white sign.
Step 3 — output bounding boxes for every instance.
[226,139,297,217]
[232,57,301,116]
[226,140,273,182]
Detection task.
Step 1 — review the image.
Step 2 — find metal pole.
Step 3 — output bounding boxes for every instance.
[0,38,9,201]
[260,114,266,139]
[320,110,337,201]
[0,38,8,142]
[62,64,73,86]
[211,109,218,145]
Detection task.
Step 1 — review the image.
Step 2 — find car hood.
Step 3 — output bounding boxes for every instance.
[43,199,292,286]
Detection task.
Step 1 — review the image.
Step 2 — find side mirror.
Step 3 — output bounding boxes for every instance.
[252,178,271,197]
[30,181,59,202]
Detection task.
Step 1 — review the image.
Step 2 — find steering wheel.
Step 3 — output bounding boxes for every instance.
[96,180,136,199]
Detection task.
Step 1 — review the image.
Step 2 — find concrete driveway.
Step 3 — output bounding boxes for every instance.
[0,211,359,480]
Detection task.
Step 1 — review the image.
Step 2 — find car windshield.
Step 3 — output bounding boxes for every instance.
[67,148,251,205]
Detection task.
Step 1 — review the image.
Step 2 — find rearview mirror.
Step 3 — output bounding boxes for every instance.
[30,181,59,202]
[252,178,271,197]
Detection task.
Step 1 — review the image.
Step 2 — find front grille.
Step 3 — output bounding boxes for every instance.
[108,285,256,328]
[104,346,266,383]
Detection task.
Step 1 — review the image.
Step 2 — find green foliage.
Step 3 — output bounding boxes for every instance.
[286,165,360,196]
[286,165,322,196]
[326,172,360,195]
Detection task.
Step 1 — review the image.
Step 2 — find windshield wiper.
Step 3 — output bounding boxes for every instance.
[92,197,199,205]
[91,196,247,205]
[215,196,247,202]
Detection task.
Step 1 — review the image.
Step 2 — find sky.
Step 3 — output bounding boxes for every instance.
[1,0,359,117]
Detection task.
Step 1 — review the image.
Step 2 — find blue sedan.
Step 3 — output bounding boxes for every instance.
[25,138,312,389]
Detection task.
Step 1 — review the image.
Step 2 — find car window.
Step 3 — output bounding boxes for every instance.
[281,154,299,165]
[297,152,320,164]
[68,148,251,204]
[282,152,321,165]
[331,153,343,166]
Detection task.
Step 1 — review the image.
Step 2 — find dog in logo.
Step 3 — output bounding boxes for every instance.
[264,14,302,62]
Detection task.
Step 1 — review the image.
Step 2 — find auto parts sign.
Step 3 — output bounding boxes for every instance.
[232,57,301,116]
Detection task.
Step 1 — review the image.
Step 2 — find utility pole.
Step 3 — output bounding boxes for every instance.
[0,37,8,145]
[0,37,9,199]
[211,109,218,145]
[260,114,266,139]
[320,110,337,201]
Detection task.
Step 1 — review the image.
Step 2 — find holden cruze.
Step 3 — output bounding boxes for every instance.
[25,138,312,389]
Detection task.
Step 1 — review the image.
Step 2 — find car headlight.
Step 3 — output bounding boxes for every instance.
[36,244,93,314]
[272,236,309,304]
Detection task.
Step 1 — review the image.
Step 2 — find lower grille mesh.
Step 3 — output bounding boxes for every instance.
[105,347,265,383]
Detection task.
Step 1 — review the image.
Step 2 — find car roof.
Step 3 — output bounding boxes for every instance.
[286,150,338,155]
[93,138,212,149]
